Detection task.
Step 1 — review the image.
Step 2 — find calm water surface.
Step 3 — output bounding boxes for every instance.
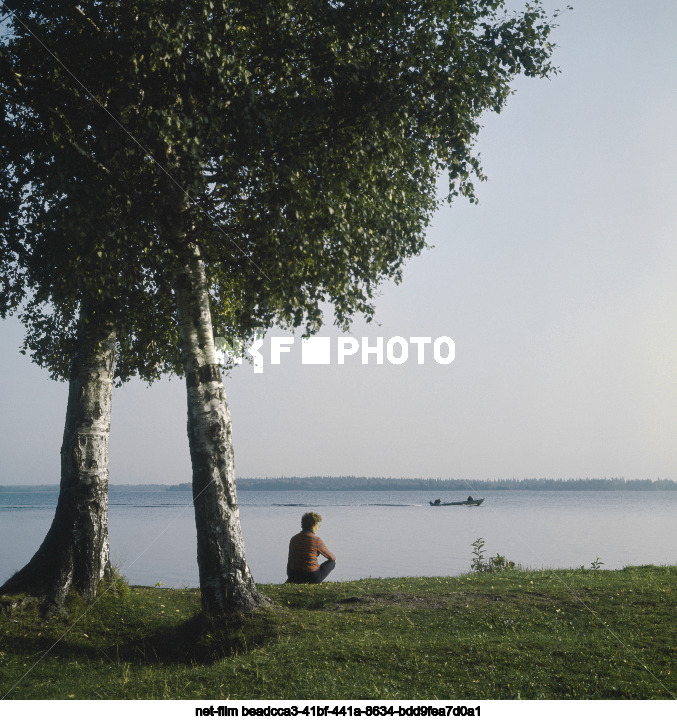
[1,489,675,587]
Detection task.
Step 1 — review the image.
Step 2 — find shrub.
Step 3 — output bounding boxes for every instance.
[470,538,517,573]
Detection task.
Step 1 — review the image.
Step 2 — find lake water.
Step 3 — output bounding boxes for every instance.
[1,488,675,587]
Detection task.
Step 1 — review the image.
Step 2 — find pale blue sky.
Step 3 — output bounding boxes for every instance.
[2,1,677,484]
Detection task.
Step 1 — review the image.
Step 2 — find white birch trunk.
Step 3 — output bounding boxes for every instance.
[0,307,115,614]
[174,244,265,615]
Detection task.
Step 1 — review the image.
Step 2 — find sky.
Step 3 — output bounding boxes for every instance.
[2,1,677,485]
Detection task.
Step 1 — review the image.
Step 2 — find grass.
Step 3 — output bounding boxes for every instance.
[0,566,675,700]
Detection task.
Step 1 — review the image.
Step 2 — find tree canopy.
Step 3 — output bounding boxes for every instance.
[1,0,560,380]
[1,0,561,613]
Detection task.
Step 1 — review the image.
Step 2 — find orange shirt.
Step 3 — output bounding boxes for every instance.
[287,531,335,573]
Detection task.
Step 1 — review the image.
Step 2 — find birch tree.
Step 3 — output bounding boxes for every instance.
[1,0,559,615]
[0,1,179,611]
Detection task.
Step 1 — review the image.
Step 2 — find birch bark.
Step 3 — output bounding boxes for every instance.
[0,308,115,613]
[174,244,266,615]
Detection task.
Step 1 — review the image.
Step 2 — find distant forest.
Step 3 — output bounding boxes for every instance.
[2,477,675,493]
[235,476,677,491]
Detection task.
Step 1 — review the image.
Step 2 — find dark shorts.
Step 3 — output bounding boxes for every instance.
[286,559,335,584]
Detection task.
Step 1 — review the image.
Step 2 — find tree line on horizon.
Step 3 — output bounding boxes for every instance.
[4,477,676,493]
[235,477,677,491]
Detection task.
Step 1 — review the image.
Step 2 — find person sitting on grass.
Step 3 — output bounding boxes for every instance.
[286,511,336,584]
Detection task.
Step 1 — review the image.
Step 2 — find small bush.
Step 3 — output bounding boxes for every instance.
[470,538,517,573]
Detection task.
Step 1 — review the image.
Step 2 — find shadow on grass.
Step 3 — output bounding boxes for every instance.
[117,611,281,664]
[1,609,280,666]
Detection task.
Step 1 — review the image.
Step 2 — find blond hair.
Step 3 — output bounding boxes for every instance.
[301,512,322,531]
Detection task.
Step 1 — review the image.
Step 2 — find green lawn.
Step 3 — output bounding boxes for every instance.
[1,566,675,700]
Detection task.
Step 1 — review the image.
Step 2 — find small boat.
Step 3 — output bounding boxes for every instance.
[429,497,484,507]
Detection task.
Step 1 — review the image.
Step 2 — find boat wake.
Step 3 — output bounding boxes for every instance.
[268,502,425,508]
[364,503,425,507]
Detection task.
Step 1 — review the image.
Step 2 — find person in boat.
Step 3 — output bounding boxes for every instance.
[286,511,336,583]
[434,498,441,506]
[467,496,474,502]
